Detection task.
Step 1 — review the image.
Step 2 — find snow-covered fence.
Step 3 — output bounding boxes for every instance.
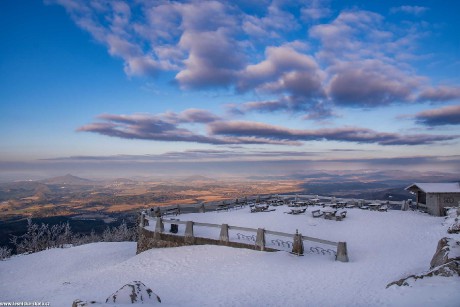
[142,216,348,262]
[145,202,250,217]
[145,194,405,218]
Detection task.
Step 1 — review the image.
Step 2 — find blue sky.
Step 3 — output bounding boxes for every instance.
[1,0,459,179]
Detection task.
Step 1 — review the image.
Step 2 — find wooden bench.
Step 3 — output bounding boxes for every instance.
[287,208,306,215]
[217,204,229,212]
[324,211,337,220]
[251,206,268,213]
[335,210,347,221]
[162,208,180,216]
[312,209,324,218]
[250,205,270,213]
[233,203,244,209]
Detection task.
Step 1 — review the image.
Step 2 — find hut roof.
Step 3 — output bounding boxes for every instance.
[405,182,460,193]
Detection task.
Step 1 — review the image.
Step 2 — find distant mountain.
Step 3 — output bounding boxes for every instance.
[247,169,459,201]
[181,175,214,182]
[109,178,138,184]
[40,174,94,185]
[338,186,415,201]
[250,169,459,186]
[0,181,50,201]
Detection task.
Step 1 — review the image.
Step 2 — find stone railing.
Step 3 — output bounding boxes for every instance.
[138,215,349,262]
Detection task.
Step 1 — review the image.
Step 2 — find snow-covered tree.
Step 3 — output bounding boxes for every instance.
[101,220,136,242]
[9,218,136,255]
[11,219,76,254]
[0,246,12,260]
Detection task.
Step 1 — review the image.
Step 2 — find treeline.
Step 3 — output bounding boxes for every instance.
[0,218,137,260]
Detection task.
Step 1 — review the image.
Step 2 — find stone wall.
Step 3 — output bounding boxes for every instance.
[136,227,277,254]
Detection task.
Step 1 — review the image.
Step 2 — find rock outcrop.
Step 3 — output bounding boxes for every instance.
[106,281,161,304]
[445,207,460,234]
[387,237,460,288]
[448,221,460,234]
[72,300,99,307]
[386,261,460,288]
[430,237,460,269]
[73,281,161,306]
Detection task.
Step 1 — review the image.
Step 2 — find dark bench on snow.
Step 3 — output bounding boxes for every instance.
[162,207,180,216]
[335,211,347,221]
[250,205,274,213]
[217,204,230,212]
[324,210,338,220]
[286,208,306,215]
[312,209,324,218]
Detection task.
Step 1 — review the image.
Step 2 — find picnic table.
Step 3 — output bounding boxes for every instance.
[312,209,324,218]
[323,203,340,209]
[312,209,347,221]
[368,203,381,211]
[217,204,229,212]
[162,207,180,216]
[250,204,274,213]
[288,201,307,207]
[286,208,306,215]
[323,210,337,220]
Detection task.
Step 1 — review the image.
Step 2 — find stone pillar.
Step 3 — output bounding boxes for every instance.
[291,230,304,256]
[255,228,265,251]
[402,200,410,211]
[336,242,349,262]
[185,221,195,244]
[220,224,229,244]
[140,212,145,227]
[154,217,164,240]
[154,207,161,217]
[199,203,206,213]
[155,217,164,233]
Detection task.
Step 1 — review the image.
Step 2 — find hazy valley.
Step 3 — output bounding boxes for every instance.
[2,170,457,249]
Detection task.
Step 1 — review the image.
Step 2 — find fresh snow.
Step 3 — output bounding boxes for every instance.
[405,182,460,193]
[1,207,460,306]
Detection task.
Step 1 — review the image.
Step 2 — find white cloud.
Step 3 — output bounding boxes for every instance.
[46,1,456,117]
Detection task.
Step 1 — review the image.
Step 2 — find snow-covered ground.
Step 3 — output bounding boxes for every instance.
[1,206,459,306]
